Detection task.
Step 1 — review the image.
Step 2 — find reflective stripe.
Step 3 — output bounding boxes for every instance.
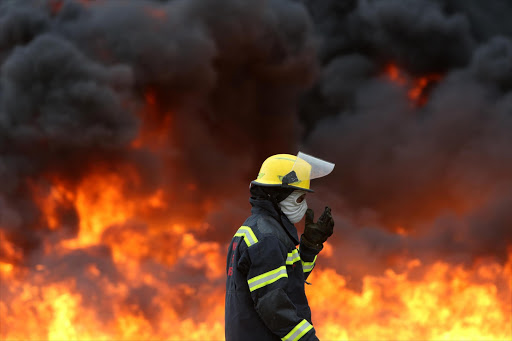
[301,255,317,273]
[248,266,287,292]
[286,249,301,265]
[282,319,314,341]
[234,226,258,247]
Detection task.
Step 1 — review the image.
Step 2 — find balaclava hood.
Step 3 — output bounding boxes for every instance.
[278,190,308,224]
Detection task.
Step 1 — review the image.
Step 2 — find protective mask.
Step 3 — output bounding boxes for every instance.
[279,190,308,224]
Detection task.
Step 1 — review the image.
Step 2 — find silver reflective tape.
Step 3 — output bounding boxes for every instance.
[248,266,287,292]
[282,319,313,341]
[286,249,300,265]
[234,226,258,247]
[301,255,317,273]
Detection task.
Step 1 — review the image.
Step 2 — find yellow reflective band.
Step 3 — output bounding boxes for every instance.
[286,249,301,265]
[301,255,317,273]
[247,266,287,292]
[281,319,313,341]
[234,226,258,247]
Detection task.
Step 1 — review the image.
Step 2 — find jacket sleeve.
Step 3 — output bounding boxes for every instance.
[298,235,322,281]
[238,236,319,341]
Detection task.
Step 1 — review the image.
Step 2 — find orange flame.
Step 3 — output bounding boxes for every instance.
[384,64,408,86]
[307,256,512,340]
[383,63,442,107]
[408,74,442,107]
[2,84,510,341]
[131,89,173,150]
[2,167,226,340]
[3,174,511,340]
[0,230,23,273]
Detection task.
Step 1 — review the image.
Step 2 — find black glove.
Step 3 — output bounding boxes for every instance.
[303,207,334,247]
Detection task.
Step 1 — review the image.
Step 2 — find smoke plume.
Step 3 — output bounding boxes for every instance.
[300,0,512,287]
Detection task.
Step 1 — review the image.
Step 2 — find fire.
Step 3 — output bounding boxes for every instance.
[131,90,173,150]
[1,272,225,340]
[2,137,511,341]
[2,167,226,340]
[384,64,408,86]
[0,230,24,266]
[307,256,512,340]
[2,82,510,339]
[64,170,141,248]
[408,74,442,107]
[383,63,442,107]
[2,152,511,340]
[3,224,510,341]
[0,23,509,341]
[4,162,512,341]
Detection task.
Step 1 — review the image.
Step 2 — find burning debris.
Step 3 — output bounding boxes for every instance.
[1,0,511,340]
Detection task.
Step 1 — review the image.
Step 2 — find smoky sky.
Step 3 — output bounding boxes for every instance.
[0,0,511,291]
[299,0,512,285]
[0,0,317,265]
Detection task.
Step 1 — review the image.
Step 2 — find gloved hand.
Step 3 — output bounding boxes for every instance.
[303,207,334,247]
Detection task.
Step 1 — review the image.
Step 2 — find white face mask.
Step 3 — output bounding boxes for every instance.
[279,190,308,224]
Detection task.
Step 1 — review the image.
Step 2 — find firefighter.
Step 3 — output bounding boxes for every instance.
[225,152,335,340]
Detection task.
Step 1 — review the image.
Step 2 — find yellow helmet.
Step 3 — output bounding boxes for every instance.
[251,154,314,192]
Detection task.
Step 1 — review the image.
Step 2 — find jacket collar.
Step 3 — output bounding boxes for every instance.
[249,197,299,245]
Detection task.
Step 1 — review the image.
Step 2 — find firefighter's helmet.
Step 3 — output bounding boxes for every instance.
[251,152,335,193]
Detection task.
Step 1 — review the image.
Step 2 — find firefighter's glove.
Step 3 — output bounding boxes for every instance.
[303,207,334,247]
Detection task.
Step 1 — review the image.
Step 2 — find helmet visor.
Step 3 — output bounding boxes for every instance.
[281,152,335,188]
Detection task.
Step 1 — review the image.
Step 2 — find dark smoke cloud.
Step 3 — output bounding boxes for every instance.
[0,3,51,61]
[51,0,317,196]
[1,34,136,150]
[346,0,474,73]
[0,0,317,272]
[434,0,512,41]
[298,0,512,282]
[471,36,512,89]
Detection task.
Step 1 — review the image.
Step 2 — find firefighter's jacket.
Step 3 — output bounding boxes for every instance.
[225,197,321,341]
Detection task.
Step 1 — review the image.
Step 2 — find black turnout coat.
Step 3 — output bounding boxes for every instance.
[225,197,321,341]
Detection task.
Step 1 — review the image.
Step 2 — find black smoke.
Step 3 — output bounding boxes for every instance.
[0,0,317,264]
[298,0,512,287]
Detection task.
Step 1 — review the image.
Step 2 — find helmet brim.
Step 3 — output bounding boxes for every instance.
[250,180,314,193]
